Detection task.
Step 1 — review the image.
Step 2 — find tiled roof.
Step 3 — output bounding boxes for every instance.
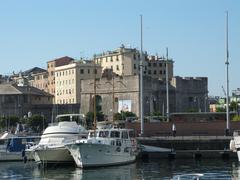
[51,56,74,67]
[0,84,52,96]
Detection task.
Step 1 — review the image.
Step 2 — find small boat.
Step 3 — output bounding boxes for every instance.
[0,132,39,161]
[172,173,204,180]
[27,114,88,164]
[66,128,138,168]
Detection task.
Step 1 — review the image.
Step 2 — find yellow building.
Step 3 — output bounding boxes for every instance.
[55,60,102,104]
[47,56,74,95]
[94,45,174,80]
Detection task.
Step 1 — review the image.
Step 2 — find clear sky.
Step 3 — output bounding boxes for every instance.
[0,0,239,96]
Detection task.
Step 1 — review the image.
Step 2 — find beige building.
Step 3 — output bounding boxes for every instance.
[29,70,48,92]
[94,45,173,80]
[80,75,208,119]
[55,60,102,104]
[47,56,74,95]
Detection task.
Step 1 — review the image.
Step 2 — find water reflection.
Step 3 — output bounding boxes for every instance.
[0,159,239,179]
[37,163,137,180]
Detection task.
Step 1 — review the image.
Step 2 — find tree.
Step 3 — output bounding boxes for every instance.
[232,115,240,121]
[85,111,105,129]
[113,111,137,121]
[26,114,47,133]
[230,101,238,112]
[216,107,226,112]
[150,111,162,116]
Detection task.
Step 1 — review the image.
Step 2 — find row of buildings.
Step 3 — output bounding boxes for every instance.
[0,45,208,120]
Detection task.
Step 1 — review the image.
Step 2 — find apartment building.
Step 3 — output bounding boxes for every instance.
[55,60,102,104]
[47,56,74,95]
[29,70,48,92]
[94,45,174,80]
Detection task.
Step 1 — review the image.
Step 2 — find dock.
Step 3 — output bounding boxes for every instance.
[137,136,237,159]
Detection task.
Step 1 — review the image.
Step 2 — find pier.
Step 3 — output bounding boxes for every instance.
[137,136,236,159]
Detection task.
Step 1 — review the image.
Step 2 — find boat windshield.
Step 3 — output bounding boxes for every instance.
[110,131,120,138]
[99,131,109,138]
[56,114,85,126]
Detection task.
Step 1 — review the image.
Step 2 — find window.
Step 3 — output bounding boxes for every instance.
[116,55,119,61]
[148,70,151,75]
[110,131,120,138]
[163,70,166,74]
[80,69,84,74]
[116,65,119,70]
[153,63,157,67]
[148,62,151,67]
[99,131,109,138]
[110,57,113,62]
[160,70,162,74]
[121,131,128,139]
[134,64,136,69]
[133,54,136,60]
[153,70,157,75]
[88,69,90,74]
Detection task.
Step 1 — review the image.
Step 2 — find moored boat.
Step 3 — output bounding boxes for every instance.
[0,132,39,161]
[27,114,87,164]
[66,128,138,168]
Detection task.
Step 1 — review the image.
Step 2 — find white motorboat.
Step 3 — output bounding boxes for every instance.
[66,128,138,168]
[0,132,39,161]
[172,173,204,180]
[28,114,87,164]
[230,130,240,161]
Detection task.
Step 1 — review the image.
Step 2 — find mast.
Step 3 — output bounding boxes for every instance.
[140,14,144,135]
[166,48,169,122]
[112,74,115,121]
[93,60,97,134]
[225,11,230,135]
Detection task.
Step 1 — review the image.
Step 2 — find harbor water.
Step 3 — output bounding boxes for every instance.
[0,158,239,179]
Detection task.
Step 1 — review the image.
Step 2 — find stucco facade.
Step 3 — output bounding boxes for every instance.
[55,60,102,104]
[94,46,173,80]
[80,75,208,119]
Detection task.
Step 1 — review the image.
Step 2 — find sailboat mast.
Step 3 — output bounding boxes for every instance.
[225,11,230,135]
[140,14,144,135]
[94,61,97,133]
[166,48,169,122]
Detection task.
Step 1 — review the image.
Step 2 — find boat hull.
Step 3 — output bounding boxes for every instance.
[0,152,23,161]
[34,147,74,164]
[67,143,136,168]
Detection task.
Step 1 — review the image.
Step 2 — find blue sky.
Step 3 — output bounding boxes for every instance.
[0,0,239,96]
